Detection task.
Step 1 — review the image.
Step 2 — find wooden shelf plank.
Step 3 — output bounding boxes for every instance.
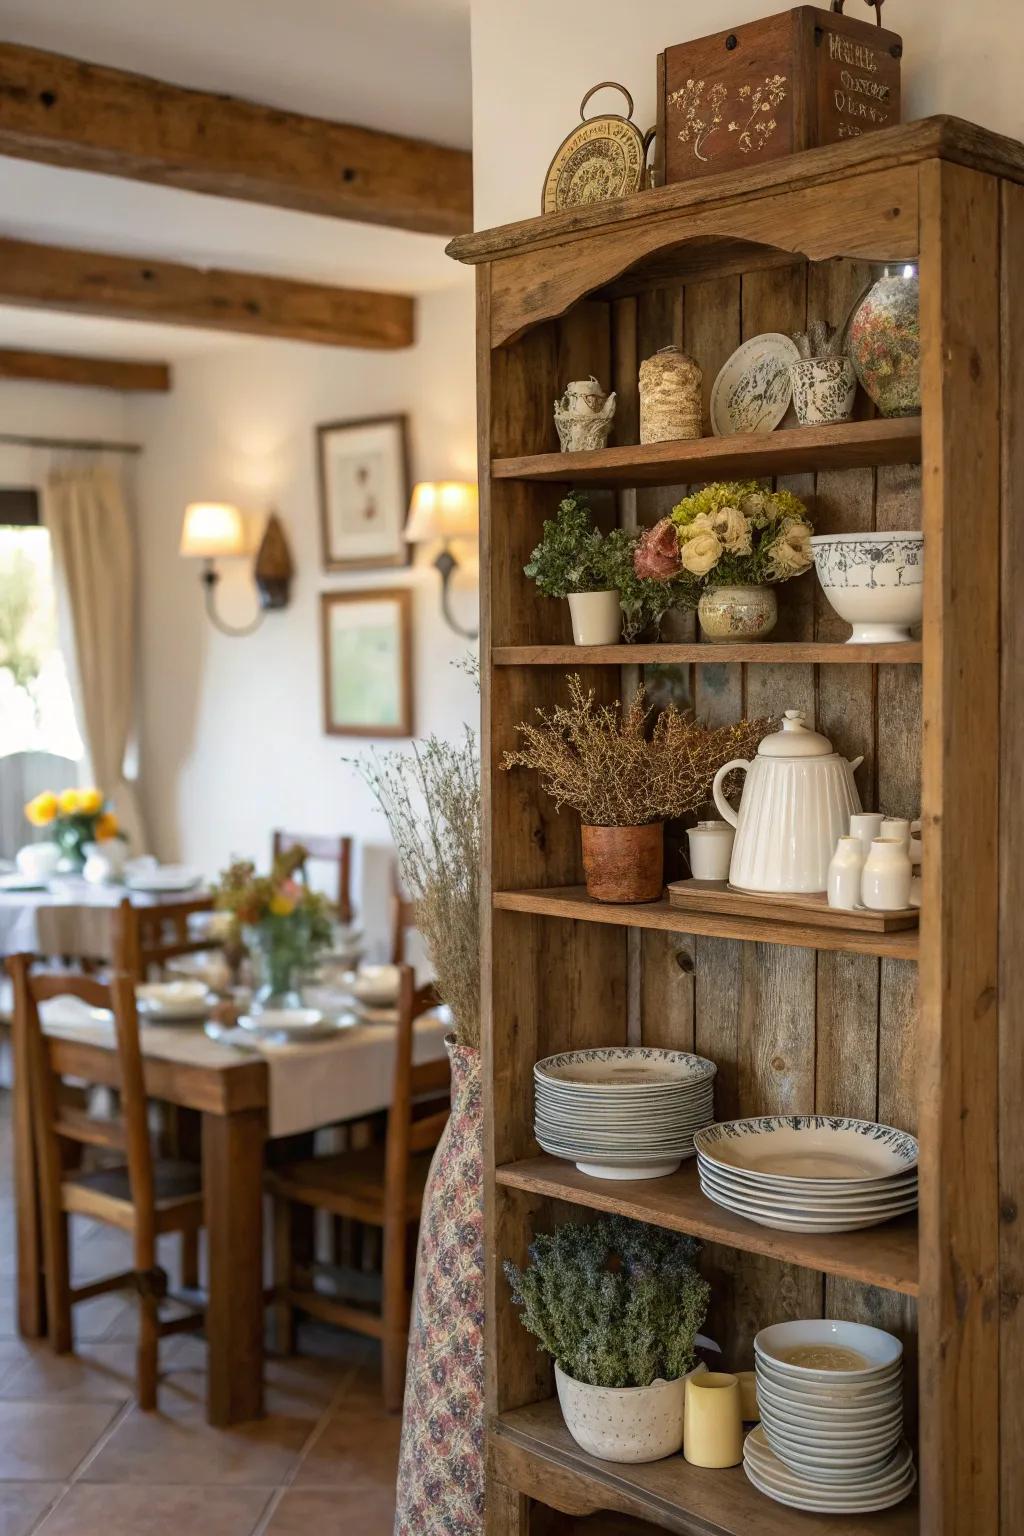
[497,1156,919,1296]
[492,1398,919,1536]
[493,641,922,666]
[493,887,920,961]
[491,418,921,487]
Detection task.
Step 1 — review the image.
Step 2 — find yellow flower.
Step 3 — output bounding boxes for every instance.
[25,791,58,827]
[94,811,120,842]
[78,788,104,816]
[58,788,81,815]
[269,891,297,917]
[680,529,723,577]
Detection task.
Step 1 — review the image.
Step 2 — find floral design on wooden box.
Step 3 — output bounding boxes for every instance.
[669,75,787,163]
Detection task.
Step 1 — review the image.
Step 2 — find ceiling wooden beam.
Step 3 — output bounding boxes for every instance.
[0,238,415,350]
[0,348,171,391]
[0,42,473,236]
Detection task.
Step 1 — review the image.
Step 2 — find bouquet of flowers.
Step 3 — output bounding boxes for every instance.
[24,787,120,869]
[635,481,814,590]
[213,846,334,1008]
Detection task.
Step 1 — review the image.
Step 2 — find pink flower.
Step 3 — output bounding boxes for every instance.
[634,518,683,581]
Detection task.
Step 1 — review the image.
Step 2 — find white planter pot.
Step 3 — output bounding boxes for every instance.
[567,589,621,646]
[555,1360,706,1463]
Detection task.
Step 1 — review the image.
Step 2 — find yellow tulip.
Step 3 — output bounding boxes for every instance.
[25,791,58,827]
[78,788,104,816]
[268,891,297,917]
[58,788,81,815]
[94,811,120,842]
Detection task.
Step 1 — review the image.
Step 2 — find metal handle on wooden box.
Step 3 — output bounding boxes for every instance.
[831,0,887,24]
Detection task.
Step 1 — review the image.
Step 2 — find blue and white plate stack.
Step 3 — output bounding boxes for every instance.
[533,1046,716,1182]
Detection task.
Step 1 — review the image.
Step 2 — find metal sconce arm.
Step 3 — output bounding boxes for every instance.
[434,545,478,640]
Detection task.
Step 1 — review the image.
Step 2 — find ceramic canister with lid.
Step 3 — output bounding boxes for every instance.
[711,710,864,894]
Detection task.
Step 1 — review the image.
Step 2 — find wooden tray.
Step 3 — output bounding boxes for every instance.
[666,879,919,933]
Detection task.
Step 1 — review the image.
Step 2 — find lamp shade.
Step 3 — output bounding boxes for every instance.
[405,481,478,544]
[180,502,248,558]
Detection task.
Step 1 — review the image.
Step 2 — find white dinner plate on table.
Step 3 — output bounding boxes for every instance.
[125,866,203,894]
[237,1008,340,1041]
[136,981,213,1022]
[0,872,49,892]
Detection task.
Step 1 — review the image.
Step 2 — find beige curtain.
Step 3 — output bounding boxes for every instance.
[42,466,147,851]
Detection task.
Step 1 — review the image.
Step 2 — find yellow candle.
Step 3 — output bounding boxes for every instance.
[684,1371,744,1468]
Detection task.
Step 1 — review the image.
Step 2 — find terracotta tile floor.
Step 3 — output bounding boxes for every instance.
[0,1090,400,1535]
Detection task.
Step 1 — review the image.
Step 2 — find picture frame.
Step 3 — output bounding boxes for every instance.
[320,588,414,739]
[316,414,411,571]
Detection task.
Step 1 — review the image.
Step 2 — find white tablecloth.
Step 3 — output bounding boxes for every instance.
[40,998,451,1139]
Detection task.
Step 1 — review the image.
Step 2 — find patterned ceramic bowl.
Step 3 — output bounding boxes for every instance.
[809,531,923,644]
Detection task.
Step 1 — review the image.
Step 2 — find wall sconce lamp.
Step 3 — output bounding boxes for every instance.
[404,481,479,639]
[179,503,294,638]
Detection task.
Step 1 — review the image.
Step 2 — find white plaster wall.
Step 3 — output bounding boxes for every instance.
[470,0,1020,229]
[125,279,479,904]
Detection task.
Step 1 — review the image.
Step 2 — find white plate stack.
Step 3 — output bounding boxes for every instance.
[744,1319,915,1513]
[693,1115,919,1233]
[533,1047,716,1181]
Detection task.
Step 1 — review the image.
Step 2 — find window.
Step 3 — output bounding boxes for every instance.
[0,490,83,762]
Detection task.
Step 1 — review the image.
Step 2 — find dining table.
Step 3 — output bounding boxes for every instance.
[13,992,450,1426]
[0,878,210,962]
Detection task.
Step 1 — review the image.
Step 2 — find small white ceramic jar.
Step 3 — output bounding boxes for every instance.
[567,589,621,645]
[828,836,866,911]
[880,816,911,850]
[861,837,913,911]
[687,820,735,881]
[849,811,884,852]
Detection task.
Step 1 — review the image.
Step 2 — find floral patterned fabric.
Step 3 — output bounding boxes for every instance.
[394,1038,484,1536]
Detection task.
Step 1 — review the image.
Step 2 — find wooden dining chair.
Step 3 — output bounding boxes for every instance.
[7,954,205,1410]
[268,963,450,1410]
[272,831,353,925]
[389,866,418,965]
[113,895,219,979]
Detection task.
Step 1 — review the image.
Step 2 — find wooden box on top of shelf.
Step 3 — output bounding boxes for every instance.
[448,118,1024,1536]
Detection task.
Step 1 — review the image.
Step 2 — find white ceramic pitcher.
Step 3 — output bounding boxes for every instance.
[712,710,864,894]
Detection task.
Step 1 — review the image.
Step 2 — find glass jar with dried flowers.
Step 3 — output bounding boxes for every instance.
[212,846,334,1011]
[635,481,814,642]
[502,675,772,903]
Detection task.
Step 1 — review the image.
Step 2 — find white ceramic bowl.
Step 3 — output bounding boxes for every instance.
[810,531,923,644]
[755,1319,903,1379]
[136,981,211,1019]
[16,841,61,881]
[345,964,401,1006]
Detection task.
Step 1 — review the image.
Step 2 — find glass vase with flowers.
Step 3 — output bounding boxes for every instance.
[24,786,120,872]
[213,846,334,1012]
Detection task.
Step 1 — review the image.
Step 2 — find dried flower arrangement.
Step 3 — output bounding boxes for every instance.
[635,481,814,590]
[352,663,480,1048]
[525,491,692,641]
[502,675,770,829]
[504,1215,710,1389]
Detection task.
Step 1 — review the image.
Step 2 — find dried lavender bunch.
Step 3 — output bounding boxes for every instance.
[504,1216,710,1388]
[351,670,480,1048]
[502,674,772,828]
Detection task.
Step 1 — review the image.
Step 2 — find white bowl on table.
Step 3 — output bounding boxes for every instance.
[344,964,401,1007]
[136,981,212,1021]
[810,531,923,644]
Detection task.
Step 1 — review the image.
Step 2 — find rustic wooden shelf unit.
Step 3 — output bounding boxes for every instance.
[450,114,1022,1536]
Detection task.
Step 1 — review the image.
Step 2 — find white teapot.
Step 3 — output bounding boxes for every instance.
[712,710,864,894]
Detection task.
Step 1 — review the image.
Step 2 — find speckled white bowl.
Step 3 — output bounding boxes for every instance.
[555,1360,706,1463]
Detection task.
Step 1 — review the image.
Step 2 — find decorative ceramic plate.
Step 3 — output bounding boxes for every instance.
[535,1046,716,1090]
[696,1159,917,1209]
[743,1428,917,1513]
[710,333,801,437]
[694,1116,918,1182]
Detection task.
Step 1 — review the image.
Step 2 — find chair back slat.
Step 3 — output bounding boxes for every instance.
[272,831,353,925]
[408,1110,450,1154]
[114,897,218,980]
[7,954,158,1267]
[389,865,418,965]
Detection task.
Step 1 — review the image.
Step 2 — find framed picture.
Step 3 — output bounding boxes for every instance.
[320,588,413,738]
[316,414,411,571]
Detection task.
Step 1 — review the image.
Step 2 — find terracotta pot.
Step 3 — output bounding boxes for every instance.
[581,822,664,903]
[394,1037,484,1534]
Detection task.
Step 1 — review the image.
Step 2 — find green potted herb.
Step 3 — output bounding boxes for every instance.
[505,1215,711,1463]
[524,490,621,644]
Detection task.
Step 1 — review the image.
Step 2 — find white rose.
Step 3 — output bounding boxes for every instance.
[680,529,723,577]
[711,505,752,555]
[766,519,812,579]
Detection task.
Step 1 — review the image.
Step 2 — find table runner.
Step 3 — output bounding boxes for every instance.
[40,998,450,1138]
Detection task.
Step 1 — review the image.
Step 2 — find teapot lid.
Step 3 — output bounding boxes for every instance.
[757,710,834,758]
